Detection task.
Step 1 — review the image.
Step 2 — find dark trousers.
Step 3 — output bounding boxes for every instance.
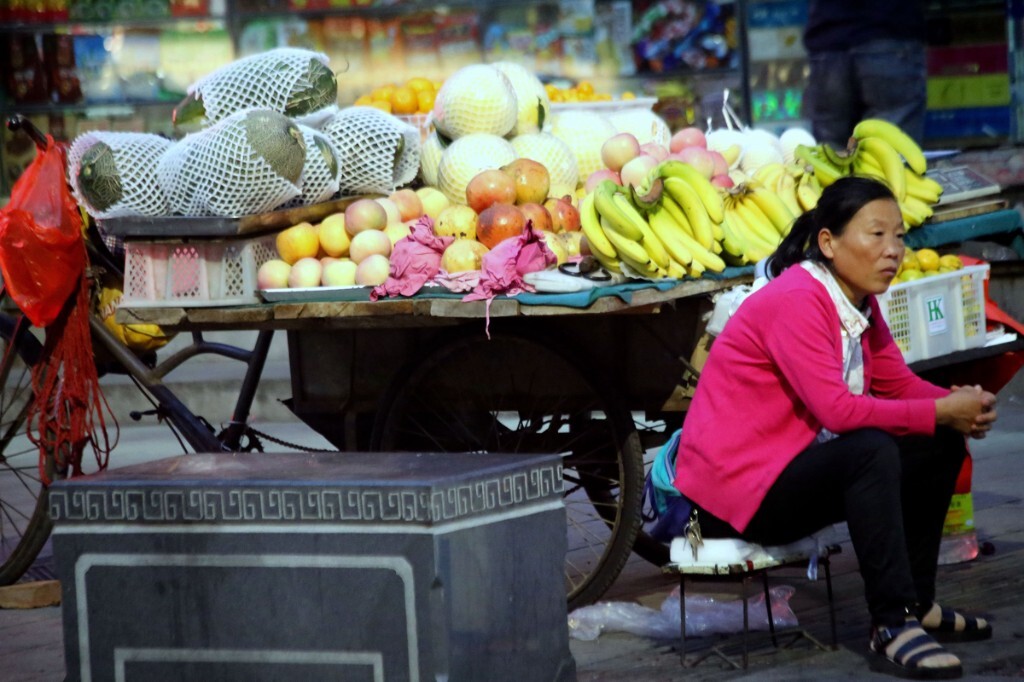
[695,428,967,627]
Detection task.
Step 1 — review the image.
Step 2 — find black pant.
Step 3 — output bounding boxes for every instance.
[694,428,967,627]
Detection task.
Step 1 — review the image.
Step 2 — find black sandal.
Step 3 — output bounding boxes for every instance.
[919,603,993,643]
[869,619,962,680]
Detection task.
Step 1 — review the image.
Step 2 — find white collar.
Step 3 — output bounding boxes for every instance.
[800,260,871,338]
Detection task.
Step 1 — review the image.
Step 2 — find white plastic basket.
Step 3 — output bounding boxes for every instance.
[122,234,279,308]
[878,264,988,364]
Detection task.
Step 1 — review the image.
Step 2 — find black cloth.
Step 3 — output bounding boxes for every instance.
[692,427,966,628]
[804,0,927,53]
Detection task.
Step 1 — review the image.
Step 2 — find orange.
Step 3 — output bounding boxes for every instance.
[368,100,393,114]
[621,91,636,100]
[406,76,433,93]
[371,84,395,102]
[390,86,418,115]
[576,80,594,96]
[416,89,435,114]
[354,94,373,106]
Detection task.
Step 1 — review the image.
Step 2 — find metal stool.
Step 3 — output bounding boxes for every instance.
[662,539,841,670]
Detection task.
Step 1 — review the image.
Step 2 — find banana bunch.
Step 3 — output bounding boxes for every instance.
[750,162,824,216]
[718,181,795,266]
[580,172,726,279]
[792,118,944,229]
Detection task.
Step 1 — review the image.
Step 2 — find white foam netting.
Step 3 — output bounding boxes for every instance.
[67,131,172,219]
[158,109,304,217]
[185,48,338,126]
[279,124,342,208]
[321,106,420,195]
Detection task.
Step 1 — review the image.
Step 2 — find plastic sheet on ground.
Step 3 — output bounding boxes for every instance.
[567,585,798,641]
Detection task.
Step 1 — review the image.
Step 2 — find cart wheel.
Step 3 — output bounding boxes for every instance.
[0,313,61,585]
[371,329,645,611]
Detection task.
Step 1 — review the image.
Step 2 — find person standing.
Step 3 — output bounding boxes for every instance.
[802,0,928,147]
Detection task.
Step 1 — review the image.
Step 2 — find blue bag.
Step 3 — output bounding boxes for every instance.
[641,428,694,543]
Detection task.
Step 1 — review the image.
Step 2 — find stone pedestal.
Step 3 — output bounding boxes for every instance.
[50,451,575,682]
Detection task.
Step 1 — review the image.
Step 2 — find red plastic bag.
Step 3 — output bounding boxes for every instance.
[0,134,85,328]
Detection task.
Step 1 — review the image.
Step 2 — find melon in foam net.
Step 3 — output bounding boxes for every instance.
[550,110,617,185]
[431,64,518,139]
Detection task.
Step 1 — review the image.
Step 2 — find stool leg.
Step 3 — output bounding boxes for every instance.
[679,575,687,665]
[824,557,837,650]
[762,570,778,647]
[742,575,750,669]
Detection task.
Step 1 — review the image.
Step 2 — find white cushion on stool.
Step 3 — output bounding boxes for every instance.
[669,526,841,578]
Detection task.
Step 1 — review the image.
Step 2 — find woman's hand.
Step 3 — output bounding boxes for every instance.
[937,385,998,438]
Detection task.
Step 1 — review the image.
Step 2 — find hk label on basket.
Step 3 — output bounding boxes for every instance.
[926,295,948,335]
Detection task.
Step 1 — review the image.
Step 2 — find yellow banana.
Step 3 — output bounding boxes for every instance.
[794,144,843,187]
[667,259,687,279]
[660,194,696,239]
[611,191,652,241]
[663,176,714,250]
[852,118,927,175]
[635,219,671,269]
[620,252,660,277]
[725,205,774,263]
[590,246,622,274]
[578,191,617,259]
[593,181,644,241]
[905,171,942,203]
[733,198,782,252]
[657,160,725,223]
[717,209,749,262]
[796,172,822,212]
[774,172,802,220]
[647,205,694,266]
[687,260,706,279]
[902,195,934,225]
[747,184,796,237]
[600,215,651,266]
[753,162,786,187]
[856,136,907,201]
[654,211,725,273]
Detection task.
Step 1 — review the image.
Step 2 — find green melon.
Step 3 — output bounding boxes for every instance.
[242,110,306,185]
[77,142,122,212]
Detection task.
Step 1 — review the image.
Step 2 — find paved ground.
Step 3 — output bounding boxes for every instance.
[2,393,1023,681]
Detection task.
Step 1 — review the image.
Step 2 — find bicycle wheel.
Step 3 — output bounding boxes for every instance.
[370,329,645,611]
[0,313,53,585]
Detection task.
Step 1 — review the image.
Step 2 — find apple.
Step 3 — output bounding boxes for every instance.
[708,150,729,177]
[275,222,319,265]
[385,220,413,246]
[584,169,621,194]
[543,196,581,233]
[670,127,707,152]
[288,257,323,288]
[355,254,390,286]
[466,169,517,214]
[710,174,735,189]
[640,142,669,162]
[676,147,715,179]
[345,199,387,237]
[601,132,641,173]
[375,197,401,225]
[520,202,552,232]
[619,154,658,189]
[349,229,392,264]
[322,258,357,286]
[435,205,479,240]
[502,158,551,206]
[415,186,450,220]
[388,189,424,222]
[477,203,526,249]
[318,213,350,258]
[257,259,291,289]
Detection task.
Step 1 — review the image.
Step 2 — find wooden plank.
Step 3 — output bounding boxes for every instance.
[0,581,61,609]
[930,198,1008,224]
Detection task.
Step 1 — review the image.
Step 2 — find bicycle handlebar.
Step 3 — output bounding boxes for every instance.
[6,115,49,151]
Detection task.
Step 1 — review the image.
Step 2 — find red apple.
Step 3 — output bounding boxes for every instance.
[477,204,526,249]
[670,126,707,152]
[640,142,669,162]
[502,158,551,205]
[601,132,641,173]
[710,174,735,189]
[520,202,552,232]
[466,169,517,214]
[677,147,715,179]
[584,168,621,194]
[543,196,581,233]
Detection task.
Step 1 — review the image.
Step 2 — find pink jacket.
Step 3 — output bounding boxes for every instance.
[675,265,948,532]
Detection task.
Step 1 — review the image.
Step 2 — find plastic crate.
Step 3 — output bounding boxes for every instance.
[122,233,279,308]
[877,264,988,364]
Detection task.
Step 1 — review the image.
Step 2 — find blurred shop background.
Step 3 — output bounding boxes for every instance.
[0,0,1018,196]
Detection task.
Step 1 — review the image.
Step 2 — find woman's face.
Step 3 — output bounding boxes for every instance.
[818,198,905,305]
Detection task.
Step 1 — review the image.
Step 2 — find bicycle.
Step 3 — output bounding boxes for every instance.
[0,115,285,585]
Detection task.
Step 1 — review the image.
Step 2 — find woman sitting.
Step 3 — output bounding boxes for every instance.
[675,176,996,680]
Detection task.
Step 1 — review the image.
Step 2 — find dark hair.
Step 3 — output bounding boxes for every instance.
[768,176,896,278]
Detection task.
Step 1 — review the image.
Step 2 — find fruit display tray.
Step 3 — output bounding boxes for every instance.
[99,196,363,239]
